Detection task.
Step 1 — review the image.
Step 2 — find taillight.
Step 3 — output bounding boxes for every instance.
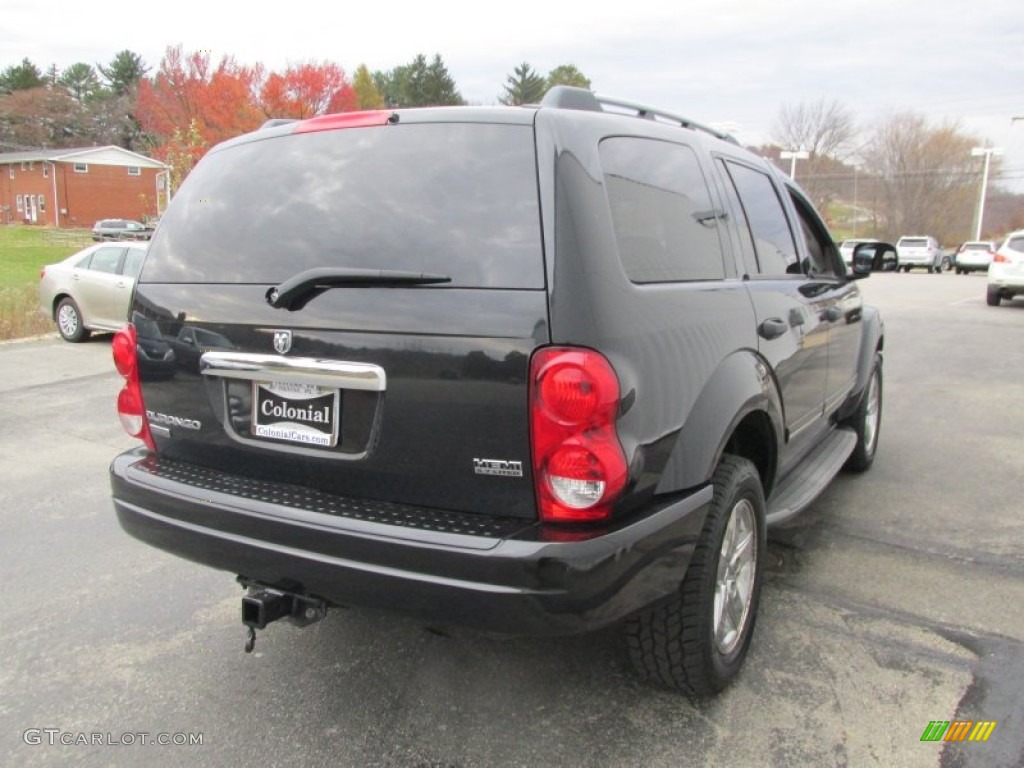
[529,347,628,523]
[113,324,155,451]
[993,252,1010,263]
[39,267,46,279]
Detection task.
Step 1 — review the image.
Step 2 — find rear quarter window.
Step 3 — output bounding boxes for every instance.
[600,137,727,283]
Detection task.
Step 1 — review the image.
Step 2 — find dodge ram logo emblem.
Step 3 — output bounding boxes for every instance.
[273,330,292,355]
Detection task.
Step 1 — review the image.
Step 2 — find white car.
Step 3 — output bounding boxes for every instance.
[38,242,148,341]
[896,235,945,273]
[955,241,997,274]
[838,238,879,269]
[987,230,1024,306]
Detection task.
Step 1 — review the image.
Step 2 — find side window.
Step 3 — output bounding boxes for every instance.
[87,247,125,274]
[788,190,839,277]
[600,137,727,283]
[121,249,146,278]
[722,162,799,276]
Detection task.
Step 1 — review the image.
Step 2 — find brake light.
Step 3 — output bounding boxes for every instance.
[293,110,393,135]
[993,252,1010,263]
[39,267,46,279]
[113,324,155,451]
[529,347,628,523]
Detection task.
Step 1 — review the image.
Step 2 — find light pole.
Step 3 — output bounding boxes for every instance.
[970,147,1003,240]
[780,149,809,179]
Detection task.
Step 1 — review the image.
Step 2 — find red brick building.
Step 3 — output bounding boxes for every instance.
[0,146,170,228]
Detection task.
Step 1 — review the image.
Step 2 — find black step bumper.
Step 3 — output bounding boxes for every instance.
[110,449,711,636]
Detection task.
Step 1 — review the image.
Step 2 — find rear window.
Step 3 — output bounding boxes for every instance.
[899,238,928,247]
[1007,236,1024,252]
[963,242,992,251]
[142,123,544,288]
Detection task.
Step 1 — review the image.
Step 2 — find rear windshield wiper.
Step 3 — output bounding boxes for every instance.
[266,267,451,311]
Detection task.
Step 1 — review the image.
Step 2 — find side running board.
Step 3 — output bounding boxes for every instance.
[766,428,857,527]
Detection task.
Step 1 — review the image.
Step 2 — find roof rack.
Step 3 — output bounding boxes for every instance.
[539,86,738,145]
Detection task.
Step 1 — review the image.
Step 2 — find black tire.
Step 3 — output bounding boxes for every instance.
[55,297,90,342]
[625,455,766,697]
[986,286,1001,307]
[941,257,952,272]
[844,354,882,472]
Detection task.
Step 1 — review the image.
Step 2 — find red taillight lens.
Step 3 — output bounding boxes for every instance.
[39,267,46,279]
[993,252,1010,263]
[530,347,628,523]
[113,324,155,451]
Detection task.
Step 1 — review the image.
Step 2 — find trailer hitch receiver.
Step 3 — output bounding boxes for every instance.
[239,580,327,653]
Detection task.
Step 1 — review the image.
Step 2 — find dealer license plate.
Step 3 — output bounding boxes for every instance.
[252,381,340,447]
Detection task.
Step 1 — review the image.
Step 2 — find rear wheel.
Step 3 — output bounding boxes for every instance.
[844,354,882,472]
[626,455,765,697]
[987,286,1001,307]
[56,298,90,342]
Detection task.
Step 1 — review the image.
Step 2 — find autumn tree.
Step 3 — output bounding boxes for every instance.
[353,64,384,109]
[547,64,591,90]
[771,99,857,211]
[135,45,263,157]
[860,113,980,243]
[0,58,46,94]
[499,62,546,106]
[163,118,206,192]
[259,61,358,119]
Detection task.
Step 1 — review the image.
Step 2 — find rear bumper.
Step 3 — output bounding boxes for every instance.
[110,449,711,635]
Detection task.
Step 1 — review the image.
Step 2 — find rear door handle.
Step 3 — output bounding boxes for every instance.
[758,318,789,340]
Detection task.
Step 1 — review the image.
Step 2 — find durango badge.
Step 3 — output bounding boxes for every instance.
[273,330,292,355]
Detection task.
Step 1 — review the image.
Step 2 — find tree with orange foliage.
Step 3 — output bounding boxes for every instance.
[258,61,358,119]
[135,45,263,161]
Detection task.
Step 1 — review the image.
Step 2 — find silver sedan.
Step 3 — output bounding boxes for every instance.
[38,242,148,342]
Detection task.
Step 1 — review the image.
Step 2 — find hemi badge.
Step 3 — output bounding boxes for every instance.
[474,458,523,478]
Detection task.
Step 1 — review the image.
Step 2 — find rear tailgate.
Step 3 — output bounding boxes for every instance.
[131,114,548,520]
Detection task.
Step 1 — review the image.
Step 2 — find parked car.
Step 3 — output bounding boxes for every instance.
[954,241,997,274]
[39,242,148,342]
[91,219,153,241]
[896,235,945,272]
[108,87,886,697]
[838,238,880,269]
[987,230,1024,306]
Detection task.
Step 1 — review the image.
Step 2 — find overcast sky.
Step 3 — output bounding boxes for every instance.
[4,0,1023,189]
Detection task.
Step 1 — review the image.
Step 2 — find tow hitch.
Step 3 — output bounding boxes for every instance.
[239,579,327,653]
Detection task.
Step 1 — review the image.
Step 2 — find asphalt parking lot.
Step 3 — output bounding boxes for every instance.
[1,271,1022,768]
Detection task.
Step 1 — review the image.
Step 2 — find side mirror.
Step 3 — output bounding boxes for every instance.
[852,242,898,277]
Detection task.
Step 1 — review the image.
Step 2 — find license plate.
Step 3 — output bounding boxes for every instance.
[252,381,340,447]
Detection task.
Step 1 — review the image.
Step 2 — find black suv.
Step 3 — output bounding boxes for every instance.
[109,87,885,696]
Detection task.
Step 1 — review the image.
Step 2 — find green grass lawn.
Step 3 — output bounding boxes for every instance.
[0,225,91,288]
[0,225,93,340]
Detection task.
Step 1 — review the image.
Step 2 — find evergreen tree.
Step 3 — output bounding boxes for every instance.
[0,58,45,94]
[547,64,591,90]
[372,54,464,108]
[498,62,546,106]
[98,50,149,97]
[58,63,102,103]
[422,54,464,106]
